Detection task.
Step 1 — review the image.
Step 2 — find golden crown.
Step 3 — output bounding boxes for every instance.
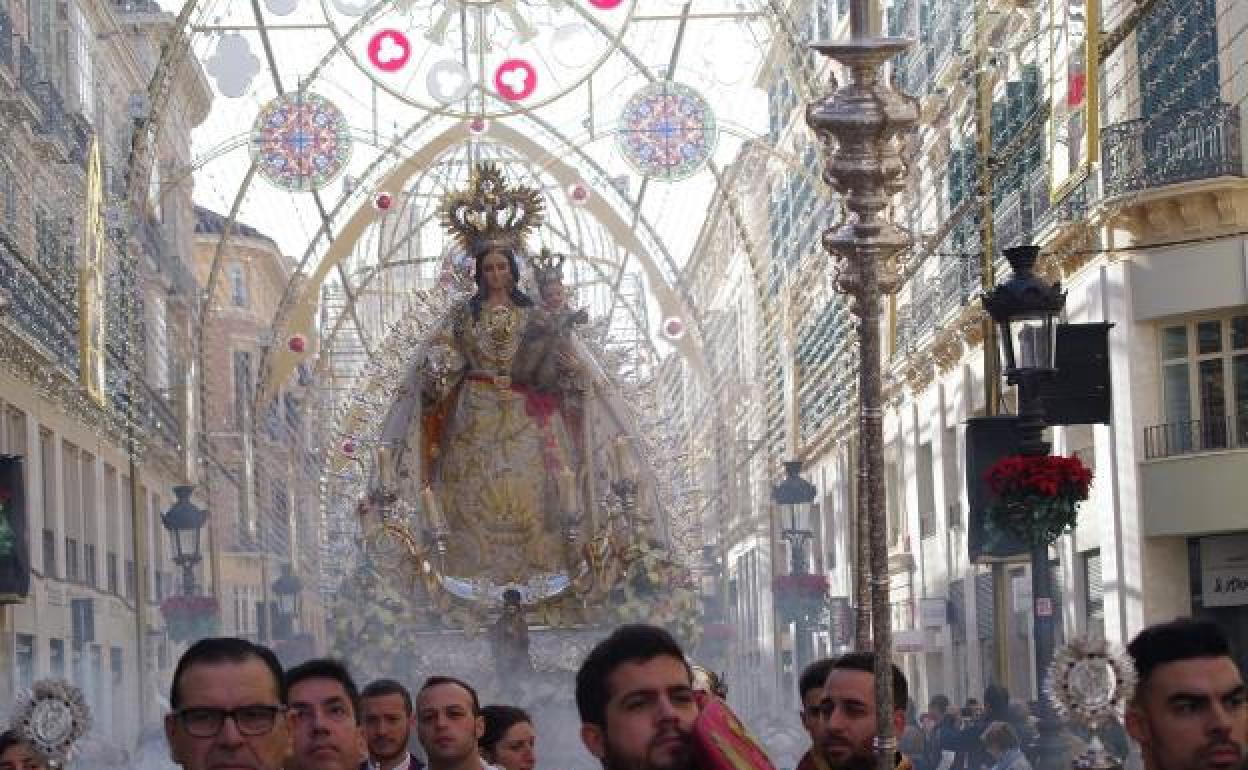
[439,162,544,252]
[529,248,566,286]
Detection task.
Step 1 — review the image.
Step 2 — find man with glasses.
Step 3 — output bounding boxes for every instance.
[164,637,292,770]
[286,658,367,770]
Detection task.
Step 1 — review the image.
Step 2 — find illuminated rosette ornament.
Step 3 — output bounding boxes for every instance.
[1046,635,1137,770]
[10,679,92,768]
[661,316,686,341]
[567,181,591,206]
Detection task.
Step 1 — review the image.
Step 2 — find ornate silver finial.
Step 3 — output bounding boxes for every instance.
[10,679,92,768]
[1047,636,1136,770]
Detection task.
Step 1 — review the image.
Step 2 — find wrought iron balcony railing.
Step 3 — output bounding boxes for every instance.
[1143,416,1248,459]
[1102,102,1245,198]
[0,235,80,374]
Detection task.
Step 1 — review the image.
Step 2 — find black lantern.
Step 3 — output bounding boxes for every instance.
[773,460,817,552]
[272,563,302,619]
[982,245,1066,380]
[161,485,208,595]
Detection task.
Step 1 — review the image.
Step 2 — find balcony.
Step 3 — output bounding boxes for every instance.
[1102,103,1245,198]
[1140,416,1248,536]
[0,235,80,375]
[1143,416,1248,460]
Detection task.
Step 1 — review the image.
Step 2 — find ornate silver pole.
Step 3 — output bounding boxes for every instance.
[806,8,917,770]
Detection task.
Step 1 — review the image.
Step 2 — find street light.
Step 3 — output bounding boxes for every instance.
[161,485,208,596]
[982,244,1069,770]
[773,461,817,574]
[772,460,818,678]
[272,563,302,640]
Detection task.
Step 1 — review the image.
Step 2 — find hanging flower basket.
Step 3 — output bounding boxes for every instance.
[984,454,1093,548]
[160,595,222,642]
[773,573,830,624]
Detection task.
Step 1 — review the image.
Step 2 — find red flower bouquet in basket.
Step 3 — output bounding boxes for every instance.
[772,573,830,624]
[984,454,1093,547]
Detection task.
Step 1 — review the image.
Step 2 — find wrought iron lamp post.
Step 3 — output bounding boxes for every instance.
[272,563,302,641]
[161,485,208,596]
[982,244,1070,770]
[806,3,917,770]
[773,461,818,675]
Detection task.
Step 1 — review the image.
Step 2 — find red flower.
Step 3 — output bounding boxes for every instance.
[985,454,1092,501]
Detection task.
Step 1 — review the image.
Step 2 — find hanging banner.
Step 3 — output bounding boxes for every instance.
[1048,0,1100,198]
[0,455,31,602]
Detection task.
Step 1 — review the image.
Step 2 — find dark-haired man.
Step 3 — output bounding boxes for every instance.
[415,677,489,770]
[812,652,910,770]
[362,679,420,770]
[164,637,292,770]
[1125,618,1246,770]
[576,624,698,770]
[286,658,366,770]
[797,658,838,770]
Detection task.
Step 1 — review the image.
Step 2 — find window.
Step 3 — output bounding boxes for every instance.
[110,646,123,686]
[49,639,65,678]
[86,543,101,587]
[43,529,56,578]
[125,559,136,599]
[917,441,936,538]
[234,351,253,428]
[16,634,34,691]
[228,263,248,307]
[0,161,15,233]
[1159,314,1248,452]
[65,537,79,582]
[1082,549,1104,639]
[106,552,118,594]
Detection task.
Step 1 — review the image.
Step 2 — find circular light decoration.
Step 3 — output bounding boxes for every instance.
[341,438,357,456]
[374,191,394,211]
[331,0,374,14]
[567,182,591,206]
[494,58,537,101]
[427,59,472,105]
[616,81,718,181]
[12,680,91,766]
[250,92,352,192]
[367,29,411,73]
[467,116,489,135]
[287,334,307,353]
[321,0,635,118]
[661,316,686,340]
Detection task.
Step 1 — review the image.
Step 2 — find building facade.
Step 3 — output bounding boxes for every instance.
[0,0,211,750]
[680,0,1248,722]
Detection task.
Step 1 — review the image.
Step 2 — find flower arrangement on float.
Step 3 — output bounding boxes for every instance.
[608,536,702,648]
[772,573,830,624]
[984,454,1093,547]
[159,595,221,642]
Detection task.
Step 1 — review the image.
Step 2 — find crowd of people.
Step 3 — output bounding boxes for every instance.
[0,618,1243,770]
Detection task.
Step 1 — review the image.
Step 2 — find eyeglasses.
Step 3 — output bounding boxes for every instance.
[175,705,287,737]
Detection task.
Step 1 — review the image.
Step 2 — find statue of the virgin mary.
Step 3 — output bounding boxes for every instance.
[378,163,593,588]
